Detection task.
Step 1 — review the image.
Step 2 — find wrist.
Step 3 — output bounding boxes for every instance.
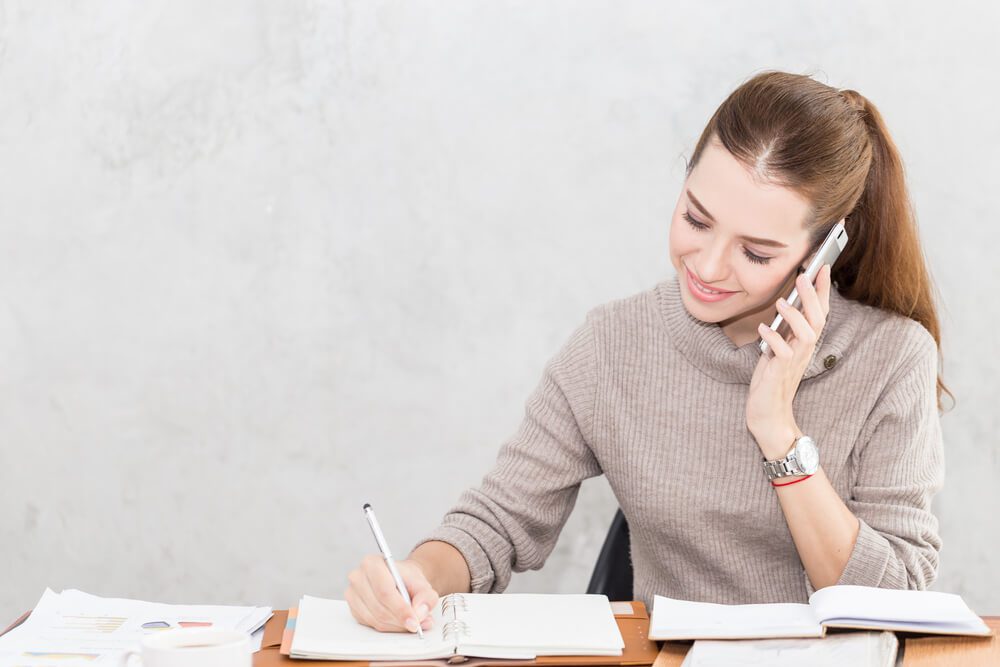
[771,472,811,486]
[409,541,471,595]
[755,423,803,461]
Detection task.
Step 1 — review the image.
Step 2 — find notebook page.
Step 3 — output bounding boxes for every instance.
[808,585,991,634]
[649,595,823,640]
[454,594,624,659]
[290,596,454,660]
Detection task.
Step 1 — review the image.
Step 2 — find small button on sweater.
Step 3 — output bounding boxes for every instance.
[419,277,945,608]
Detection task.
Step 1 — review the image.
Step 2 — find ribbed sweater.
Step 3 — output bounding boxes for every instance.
[420,276,944,608]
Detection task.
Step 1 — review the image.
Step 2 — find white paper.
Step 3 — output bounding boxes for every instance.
[650,595,823,640]
[0,589,272,666]
[809,585,990,633]
[291,596,454,660]
[681,631,898,667]
[291,593,625,661]
[456,594,625,659]
[651,586,991,641]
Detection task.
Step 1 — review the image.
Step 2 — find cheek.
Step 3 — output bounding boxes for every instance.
[668,218,698,259]
[740,265,794,301]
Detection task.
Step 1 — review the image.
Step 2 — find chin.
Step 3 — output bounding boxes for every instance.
[679,289,739,324]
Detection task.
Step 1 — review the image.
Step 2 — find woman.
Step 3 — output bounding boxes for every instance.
[346,71,948,634]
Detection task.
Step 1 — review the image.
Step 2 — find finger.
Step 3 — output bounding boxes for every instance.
[776,298,817,351]
[350,572,405,633]
[796,272,825,334]
[345,582,381,630]
[408,583,439,626]
[347,569,395,632]
[758,322,793,360]
[816,264,832,317]
[361,555,414,631]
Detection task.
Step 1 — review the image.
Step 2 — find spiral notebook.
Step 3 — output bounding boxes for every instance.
[289,594,625,661]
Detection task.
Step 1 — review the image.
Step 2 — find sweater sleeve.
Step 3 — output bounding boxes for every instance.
[834,326,945,590]
[415,316,602,593]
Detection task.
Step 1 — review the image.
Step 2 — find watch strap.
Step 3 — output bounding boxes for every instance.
[763,455,802,480]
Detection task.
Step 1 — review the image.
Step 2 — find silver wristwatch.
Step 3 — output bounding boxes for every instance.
[763,435,820,481]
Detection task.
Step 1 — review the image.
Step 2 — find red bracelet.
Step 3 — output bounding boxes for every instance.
[772,474,814,488]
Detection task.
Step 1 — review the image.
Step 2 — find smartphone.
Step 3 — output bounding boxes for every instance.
[758,220,848,355]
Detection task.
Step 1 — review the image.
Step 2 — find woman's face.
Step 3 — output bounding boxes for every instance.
[668,138,816,344]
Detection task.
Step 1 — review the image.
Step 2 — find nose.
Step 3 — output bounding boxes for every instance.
[694,237,730,283]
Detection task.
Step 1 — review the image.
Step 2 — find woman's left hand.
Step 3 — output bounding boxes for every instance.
[747,264,832,460]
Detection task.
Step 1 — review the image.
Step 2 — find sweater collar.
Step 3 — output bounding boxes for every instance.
[655,275,859,384]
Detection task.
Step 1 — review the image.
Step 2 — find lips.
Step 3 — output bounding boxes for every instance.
[684,266,738,303]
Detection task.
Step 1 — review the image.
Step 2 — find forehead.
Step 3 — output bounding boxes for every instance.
[687,140,813,242]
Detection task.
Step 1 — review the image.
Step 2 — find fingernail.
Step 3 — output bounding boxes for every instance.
[405,618,418,632]
[777,298,787,307]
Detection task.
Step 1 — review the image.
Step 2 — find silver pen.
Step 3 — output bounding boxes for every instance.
[362,503,424,639]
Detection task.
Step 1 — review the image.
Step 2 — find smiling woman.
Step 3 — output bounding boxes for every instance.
[342,70,949,633]
[671,143,817,345]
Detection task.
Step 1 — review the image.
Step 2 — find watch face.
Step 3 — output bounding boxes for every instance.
[795,436,820,474]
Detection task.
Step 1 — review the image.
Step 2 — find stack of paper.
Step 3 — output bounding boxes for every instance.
[0,589,272,666]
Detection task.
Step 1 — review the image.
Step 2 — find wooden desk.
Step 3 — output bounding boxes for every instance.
[652,617,1000,667]
[5,608,997,665]
[901,616,1000,666]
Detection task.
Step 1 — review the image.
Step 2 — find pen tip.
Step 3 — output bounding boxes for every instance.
[362,503,371,511]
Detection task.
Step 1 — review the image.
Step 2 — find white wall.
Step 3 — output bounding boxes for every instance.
[1,0,998,623]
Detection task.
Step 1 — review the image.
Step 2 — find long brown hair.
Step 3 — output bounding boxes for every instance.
[686,70,952,410]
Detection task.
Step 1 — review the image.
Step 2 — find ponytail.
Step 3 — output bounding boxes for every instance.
[833,92,953,410]
[688,72,952,411]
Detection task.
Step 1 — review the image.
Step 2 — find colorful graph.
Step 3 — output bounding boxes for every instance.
[140,619,214,631]
[55,615,127,633]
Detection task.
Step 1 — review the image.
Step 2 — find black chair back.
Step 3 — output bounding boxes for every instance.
[585,508,633,600]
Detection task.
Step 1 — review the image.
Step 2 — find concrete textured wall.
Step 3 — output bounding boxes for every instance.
[1,1,998,623]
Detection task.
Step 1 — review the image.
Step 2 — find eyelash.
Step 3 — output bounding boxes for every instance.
[682,211,772,265]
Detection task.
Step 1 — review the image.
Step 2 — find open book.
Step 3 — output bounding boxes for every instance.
[650,585,992,641]
[290,593,625,661]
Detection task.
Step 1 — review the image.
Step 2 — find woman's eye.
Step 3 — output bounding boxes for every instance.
[684,210,773,266]
[682,211,709,231]
[742,248,772,265]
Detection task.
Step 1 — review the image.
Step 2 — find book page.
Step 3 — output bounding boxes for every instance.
[290,596,454,660]
[808,585,991,634]
[649,595,823,640]
[455,594,624,659]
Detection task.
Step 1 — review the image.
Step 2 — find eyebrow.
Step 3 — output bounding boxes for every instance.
[686,189,789,249]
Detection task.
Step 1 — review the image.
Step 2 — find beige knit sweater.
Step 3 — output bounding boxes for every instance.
[420,276,944,608]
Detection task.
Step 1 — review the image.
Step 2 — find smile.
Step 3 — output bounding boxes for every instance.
[685,267,738,302]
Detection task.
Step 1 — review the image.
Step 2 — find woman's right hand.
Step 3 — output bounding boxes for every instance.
[345,555,440,633]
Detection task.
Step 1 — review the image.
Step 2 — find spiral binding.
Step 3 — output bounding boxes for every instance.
[442,620,471,643]
[441,593,468,615]
[441,594,471,646]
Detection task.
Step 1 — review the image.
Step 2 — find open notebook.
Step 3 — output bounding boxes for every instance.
[650,585,992,641]
[290,594,625,661]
